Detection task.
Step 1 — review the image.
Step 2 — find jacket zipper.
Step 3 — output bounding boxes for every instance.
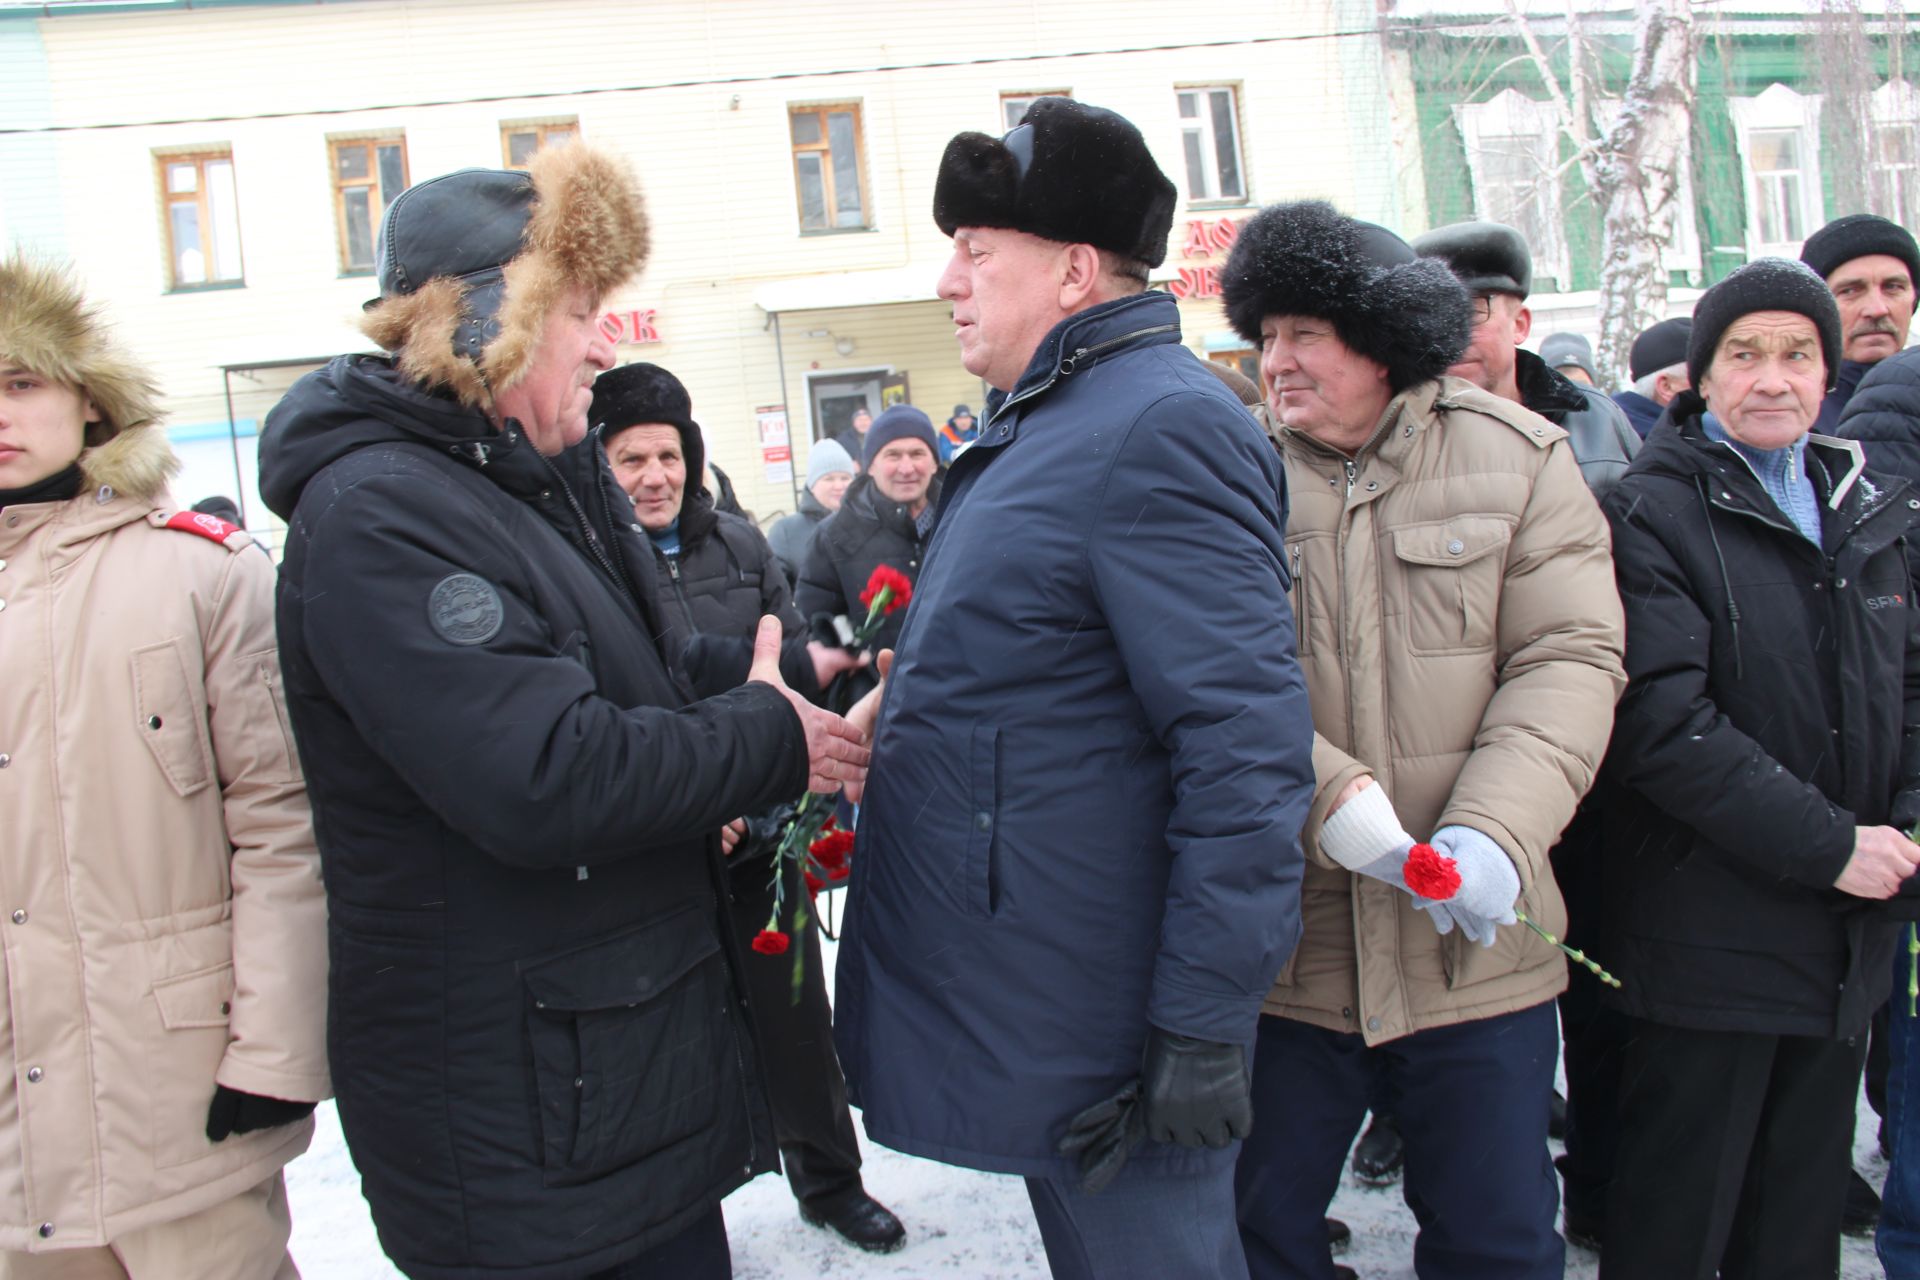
[1057,323,1178,376]
[663,553,697,635]
[532,450,624,591]
[986,322,1180,430]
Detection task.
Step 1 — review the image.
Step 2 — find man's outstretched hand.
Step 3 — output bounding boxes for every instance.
[842,649,894,804]
[749,616,870,794]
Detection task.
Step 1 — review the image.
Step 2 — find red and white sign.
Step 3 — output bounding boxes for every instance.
[598,308,662,345]
[1179,216,1247,260]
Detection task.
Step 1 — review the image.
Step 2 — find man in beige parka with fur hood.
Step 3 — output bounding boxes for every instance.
[1220,203,1625,1280]
[0,254,328,1279]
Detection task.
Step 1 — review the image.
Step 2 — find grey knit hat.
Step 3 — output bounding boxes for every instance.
[806,437,855,487]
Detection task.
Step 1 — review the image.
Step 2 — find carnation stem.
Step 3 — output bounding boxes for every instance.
[1514,911,1622,989]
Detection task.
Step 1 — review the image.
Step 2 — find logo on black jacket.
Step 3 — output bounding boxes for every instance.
[429,573,506,645]
[1865,593,1907,611]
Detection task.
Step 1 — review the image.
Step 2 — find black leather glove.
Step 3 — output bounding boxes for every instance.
[205,1085,316,1143]
[1056,1080,1145,1195]
[1140,1025,1252,1149]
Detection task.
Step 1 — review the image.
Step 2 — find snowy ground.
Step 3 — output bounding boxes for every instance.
[287,936,1889,1279]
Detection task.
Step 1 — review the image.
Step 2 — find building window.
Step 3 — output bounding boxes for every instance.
[1177,86,1245,203]
[159,150,243,289]
[1730,84,1825,259]
[1871,81,1920,229]
[1208,347,1261,391]
[1455,90,1568,289]
[331,136,408,275]
[789,103,869,232]
[1001,91,1070,132]
[1749,130,1809,245]
[502,120,578,170]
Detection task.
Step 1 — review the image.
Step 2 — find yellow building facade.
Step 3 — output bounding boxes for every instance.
[1,0,1405,538]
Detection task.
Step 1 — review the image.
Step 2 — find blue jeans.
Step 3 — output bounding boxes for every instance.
[1026,1153,1247,1280]
[1236,1004,1564,1280]
[1882,926,1920,1278]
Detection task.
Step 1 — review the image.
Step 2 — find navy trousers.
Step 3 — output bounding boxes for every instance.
[1236,1004,1564,1280]
[1026,1153,1247,1280]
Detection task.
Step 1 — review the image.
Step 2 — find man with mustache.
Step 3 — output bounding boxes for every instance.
[1802,213,1919,433]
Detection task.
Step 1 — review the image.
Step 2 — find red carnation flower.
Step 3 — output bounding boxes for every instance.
[751,930,791,955]
[804,871,825,896]
[809,829,855,868]
[859,565,914,615]
[828,865,851,882]
[1405,843,1462,901]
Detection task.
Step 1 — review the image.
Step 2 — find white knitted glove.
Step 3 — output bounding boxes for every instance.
[1414,825,1521,947]
[1317,783,1416,893]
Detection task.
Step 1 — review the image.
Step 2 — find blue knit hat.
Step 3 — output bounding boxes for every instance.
[862,405,939,470]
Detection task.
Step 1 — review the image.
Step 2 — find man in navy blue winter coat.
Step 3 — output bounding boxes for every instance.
[832,97,1315,1280]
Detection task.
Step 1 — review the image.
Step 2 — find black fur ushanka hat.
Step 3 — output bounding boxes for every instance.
[932,97,1177,267]
[1221,200,1474,392]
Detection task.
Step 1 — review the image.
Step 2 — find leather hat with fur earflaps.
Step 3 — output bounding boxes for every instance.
[933,96,1177,267]
[0,252,178,500]
[359,142,650,410]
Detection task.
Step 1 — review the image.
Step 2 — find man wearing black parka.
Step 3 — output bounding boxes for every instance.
[1595,258,1920,1279]
[591,361,905,1257]
[258,146,868,1280]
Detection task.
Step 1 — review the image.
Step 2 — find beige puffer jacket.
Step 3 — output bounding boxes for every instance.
[1263,378,1625,1045]
[0,424,329,1252]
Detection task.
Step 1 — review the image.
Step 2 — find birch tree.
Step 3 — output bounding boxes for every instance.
[1503,0,1696,385]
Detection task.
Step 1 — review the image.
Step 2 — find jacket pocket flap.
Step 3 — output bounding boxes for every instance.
[1392,517,1512,568]
[153,963,234,1030]
[520,906,720,1013]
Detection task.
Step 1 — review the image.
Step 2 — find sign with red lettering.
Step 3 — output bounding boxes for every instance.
[1167,266,1222,300]
[598,308,662,345]
[1179,217,1245,260]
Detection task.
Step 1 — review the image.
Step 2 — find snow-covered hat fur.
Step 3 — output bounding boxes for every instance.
[1221,200,1474,392]
[360,142,649,410]
[0,252,176,499]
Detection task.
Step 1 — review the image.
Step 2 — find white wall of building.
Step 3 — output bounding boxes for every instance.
[4,0,1401,535]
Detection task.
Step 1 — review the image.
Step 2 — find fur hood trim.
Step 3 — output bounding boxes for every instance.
[1220,201,1474,393]
[358,143,650,409]
[0,252,166,445]
[78,418,179,502]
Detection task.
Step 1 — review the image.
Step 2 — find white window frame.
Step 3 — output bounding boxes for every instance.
[1729,83,1825,260]
[1176,85,1247,205]
[1454,89,1570,289]
[1000,91,1070,133]
[1871,80,1920,230]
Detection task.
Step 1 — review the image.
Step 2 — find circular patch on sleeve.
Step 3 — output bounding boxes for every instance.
[428,573,505,646]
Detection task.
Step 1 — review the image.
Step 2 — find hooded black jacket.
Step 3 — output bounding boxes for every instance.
[793,471,939,702]
[1516,348,1640,499]
[1837,346,1920,490]
[257,356,803,1280]
[1596,395,1920,1039]
[625,417,822,875]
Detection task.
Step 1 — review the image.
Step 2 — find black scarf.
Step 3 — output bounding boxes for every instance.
[0,463,83,511]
